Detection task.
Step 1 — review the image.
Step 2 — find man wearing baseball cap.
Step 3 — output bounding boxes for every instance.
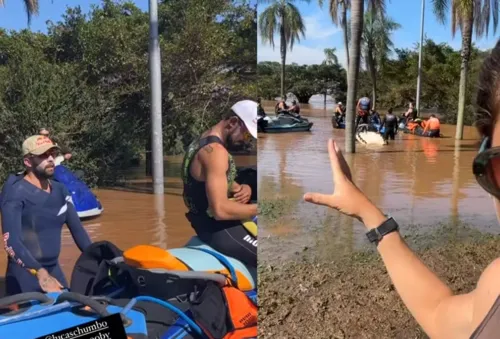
[181,100,258,267]
[0,135,92,296]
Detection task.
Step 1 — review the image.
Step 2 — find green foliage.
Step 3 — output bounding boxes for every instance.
[0,0,255,186]
[257,61,347,103]
[257,38,488,124]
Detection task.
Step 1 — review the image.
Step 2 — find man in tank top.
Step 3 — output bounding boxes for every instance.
[181,100,258,267]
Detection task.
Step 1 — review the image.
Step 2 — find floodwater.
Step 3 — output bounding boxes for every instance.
[259,100,498,261]
[0,154,256,285]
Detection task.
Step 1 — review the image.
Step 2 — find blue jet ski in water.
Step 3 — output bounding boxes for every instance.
[53,156,103,219]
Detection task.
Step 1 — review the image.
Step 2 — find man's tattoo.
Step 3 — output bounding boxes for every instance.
[204,145,214,153]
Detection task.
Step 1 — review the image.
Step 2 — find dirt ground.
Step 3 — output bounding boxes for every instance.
[258,226,500,339]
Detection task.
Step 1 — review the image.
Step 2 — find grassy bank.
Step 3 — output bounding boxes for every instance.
[258,223,500,338]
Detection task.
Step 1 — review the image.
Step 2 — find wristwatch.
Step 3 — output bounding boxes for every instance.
[365,216,399,245]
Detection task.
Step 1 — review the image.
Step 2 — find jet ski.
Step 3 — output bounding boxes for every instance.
[53,156,104,219]
[258,111,313,133]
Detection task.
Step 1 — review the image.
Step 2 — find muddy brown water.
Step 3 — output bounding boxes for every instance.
[0,154,256,285]
[259,100,498,262]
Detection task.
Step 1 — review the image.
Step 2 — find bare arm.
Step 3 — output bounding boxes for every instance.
[362,207,500,339]
[201,144,257,220]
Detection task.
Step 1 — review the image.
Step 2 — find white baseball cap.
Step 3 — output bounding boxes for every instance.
[231,100,258,139]
[338,102,342,105]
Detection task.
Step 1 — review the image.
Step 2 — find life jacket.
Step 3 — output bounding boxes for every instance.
[407,122,419,132]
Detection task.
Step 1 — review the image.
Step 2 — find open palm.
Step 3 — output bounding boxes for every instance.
[304,138,377,222]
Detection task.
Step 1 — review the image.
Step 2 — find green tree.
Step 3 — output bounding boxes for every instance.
[323,47,339,65]
[258,0,309,98]
[361,11,400,110]
[320,0,350,68]
[432,0,499,140]
[0,0,256,185]
[0,0,39,25]
[321,48,339,104]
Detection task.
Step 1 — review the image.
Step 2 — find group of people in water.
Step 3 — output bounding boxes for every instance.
[333,97,441,144]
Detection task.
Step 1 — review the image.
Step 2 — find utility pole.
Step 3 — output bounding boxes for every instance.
[415,0,425,117]
[149,0,164,194]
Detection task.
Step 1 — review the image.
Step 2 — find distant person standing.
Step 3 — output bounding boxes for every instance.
[380,108,398,145]
[333,102,346,128]
[335,102,345,117]
[355,97,371,128]
[404,101,417,122]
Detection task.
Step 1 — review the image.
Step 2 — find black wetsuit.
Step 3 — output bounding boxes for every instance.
[381,113,398,141]
[0,174,92,295]
[181,136,257,268]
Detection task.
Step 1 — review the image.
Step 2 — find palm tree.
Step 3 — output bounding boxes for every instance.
[432,0,499,140]
[323,47,339,65]
[321,48,339,105]
[259,0,309,98]
[319,0,350,68]
[362,11,400,110]
[0,0,39,25]
[344,0,385,153]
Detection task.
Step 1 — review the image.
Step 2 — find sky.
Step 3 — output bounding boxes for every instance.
[257,1,500,68]
[0,0,148,32]
[1,1,498,69]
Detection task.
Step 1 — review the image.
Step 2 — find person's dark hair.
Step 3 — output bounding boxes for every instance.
[476,39,500,138]
[388,108,393,114]
[430,114,436,118]
[224,110,240,121]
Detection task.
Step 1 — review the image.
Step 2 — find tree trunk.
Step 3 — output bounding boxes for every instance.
[342,4,349,69]
[345,0,364,153]
[368,50,377,110]
[280,11,286,99]
[455,16,472,140]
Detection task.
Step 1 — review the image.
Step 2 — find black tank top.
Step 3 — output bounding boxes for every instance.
[181,136,237,225]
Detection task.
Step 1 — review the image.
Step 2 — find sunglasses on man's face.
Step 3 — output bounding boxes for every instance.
[473,137,500,198]
[32,149,60,160]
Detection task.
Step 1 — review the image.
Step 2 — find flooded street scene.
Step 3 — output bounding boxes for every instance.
[258,99,500,339]
[259,100,496,262]
[257,0,500,333]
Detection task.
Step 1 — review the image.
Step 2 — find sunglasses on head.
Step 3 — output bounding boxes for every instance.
[473,137,500,199]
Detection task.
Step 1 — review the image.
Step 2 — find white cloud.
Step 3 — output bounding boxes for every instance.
[301,15,340,40]
[258,41,347,68]
[257,9,345,67]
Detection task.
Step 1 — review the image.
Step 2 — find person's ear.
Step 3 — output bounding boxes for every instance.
[23,156,32,168]
[228,117,240,129]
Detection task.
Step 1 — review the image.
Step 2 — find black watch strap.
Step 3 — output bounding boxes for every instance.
[366,217,399,245]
